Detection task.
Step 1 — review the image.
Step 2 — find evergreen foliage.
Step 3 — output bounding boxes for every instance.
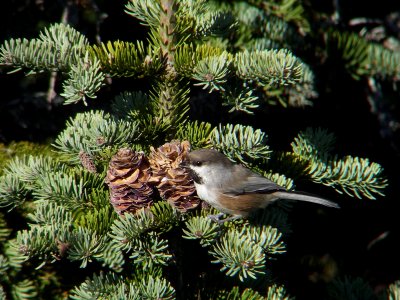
[327,277,376,300]
[212,123,271,164]
[0,0,397,299]
[88,41,162,78]
[326,30,400,80]
[291,128,388,199]
[387,281,400,300]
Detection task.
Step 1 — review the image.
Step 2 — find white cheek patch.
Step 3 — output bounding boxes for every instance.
[190,165,229,188]
[190,166,210,183]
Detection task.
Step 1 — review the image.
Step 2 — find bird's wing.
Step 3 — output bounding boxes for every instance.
[223,174,286,195]
[222,170,339,209]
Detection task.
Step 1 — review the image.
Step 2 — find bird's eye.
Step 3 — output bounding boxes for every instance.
[195,161,202,166]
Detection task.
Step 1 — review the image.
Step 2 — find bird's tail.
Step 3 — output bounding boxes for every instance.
[273,191,340,208]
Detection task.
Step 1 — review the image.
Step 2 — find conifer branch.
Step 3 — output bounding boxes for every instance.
[39,23,88,49]
[159,0,178,69]
[0,38,63,73]
[28,202,73,227]
[260,13,302,48]
[100,241,125,272]
[14,226,64,267]
[129,236,171,268]
[70,272,126,299]
[235,49,303,86]
[175,44,224,77]
[323,30,400,81]
[291,127,336,160]
[175,120,213,149]
[88,40,162,78]
[11,279,38,300]
[244,225,286,256]
[109,212,154,252]
[111,91,172,144]
[292,128,388,199]
[111,91,152,118]
[235,3,302,51]
[211,124,271,165]
[4,239,28,270]
[151,0,191,132]
[308,156,388,199]
[387,281,400,300]
[195,10,236,38]
[53,111,140,162]
[284,62,317,107]
[327,30,400,81]
[251,0,310,34]
[151,80,190,128]
[183,216,221,247]
[149,201,179,232]
[126,0,190,134]
[61,51,105,105]
[137,276,175,299]
[0,23,88,73]
[262,173,295,191]
[75,204,116,235]
[328,277,375,300]
[0,214,11,243]
[210,227,267,281]
[68,227,106,268]
[326,30,369,79]
[258,60,316,108]
[0,23,105,105]
[221,86,259,114]
[108,204,176,269]
[215,286,264,299]
[0,174,27,210]
[209,224,286,282]
[193,52,232,93]
[125,0,162,28]
[32,171,87,209]
[3,155,67,188]
[266,284,292,300]
[71,271,175,299]
[367,43,400,80]
[0,254,8,279]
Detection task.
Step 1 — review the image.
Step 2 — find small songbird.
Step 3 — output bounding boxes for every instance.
[184,148,339,218]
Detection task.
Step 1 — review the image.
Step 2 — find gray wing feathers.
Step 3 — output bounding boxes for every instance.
[223,175,286,195]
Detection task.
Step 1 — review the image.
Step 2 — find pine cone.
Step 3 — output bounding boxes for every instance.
[79,150,97,173]
[105,148,154,215]
[149,140,200,212]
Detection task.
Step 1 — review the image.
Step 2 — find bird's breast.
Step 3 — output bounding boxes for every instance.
[194,183,220,207]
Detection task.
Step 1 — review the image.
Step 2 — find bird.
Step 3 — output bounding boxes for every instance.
[183,148,339,219]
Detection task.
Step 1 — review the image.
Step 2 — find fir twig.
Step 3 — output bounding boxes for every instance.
[235,49,303,86]
[291,128,388,199]
[211,123,271,165]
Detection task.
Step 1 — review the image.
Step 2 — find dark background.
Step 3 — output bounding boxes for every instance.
[1,0,399,298]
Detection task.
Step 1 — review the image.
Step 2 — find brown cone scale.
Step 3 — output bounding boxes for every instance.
[149,140,200,212]
[105,148,154,215]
